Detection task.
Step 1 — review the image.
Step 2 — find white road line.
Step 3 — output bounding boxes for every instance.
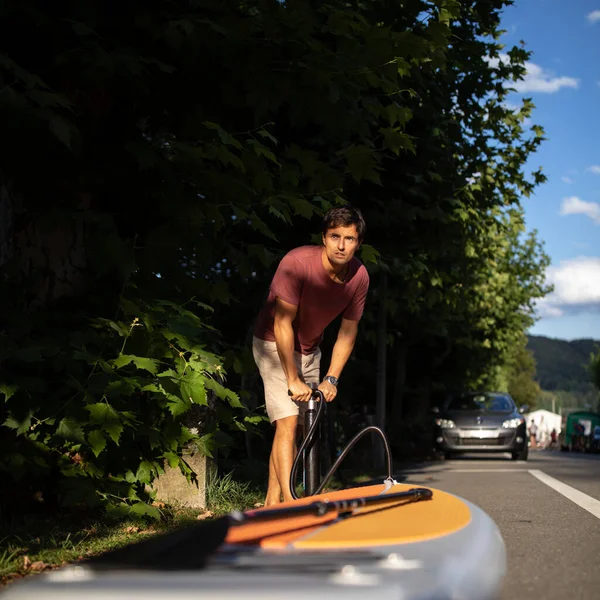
[447,468,528,473]
[445,460,527,465]
[528,469,600,519]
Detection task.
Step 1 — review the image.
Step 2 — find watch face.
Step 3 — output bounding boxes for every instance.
[326,376,338,386]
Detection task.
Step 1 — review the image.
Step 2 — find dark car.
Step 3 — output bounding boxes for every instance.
[433,391,528,461]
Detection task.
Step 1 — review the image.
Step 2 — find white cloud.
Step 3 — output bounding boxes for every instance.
[514,62,579,93]
[587,10,600,23]
[536,257,600,318]
[561,176,574,184]
[587,165,600,175]
[486,54,579,93]
[560,196,600,224]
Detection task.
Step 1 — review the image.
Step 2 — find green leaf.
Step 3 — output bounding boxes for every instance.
[205,378,243,408]
[0,383,18,401]
[106,503,131,520]
[289,197,315,219]
[178,426,198,446]
[203,121,242,149]
[112,354,159,374]
[94,318,131,337]
[180,370,207,406]
[136,460,156,484]
[105,378,137,398]
[249,140,279,164]
[123,470,136,483]
[86,403,125,444]
[531,124,544,138]
[257,128,278,145]
[156,369,179,379]
[244,415,269,424]
[3,411,33,435]
[359,244,380,265]
[167,396,191,417]
[163,451,180,469]
[88,430,107,457]
[56,418,86,443]
[129,501,161,520]
[339,145,381,184]
[268,206,290,223]
[195,433,216,458]
[385,104,413,127]
[249,214,277,241]
[380,127,411,156]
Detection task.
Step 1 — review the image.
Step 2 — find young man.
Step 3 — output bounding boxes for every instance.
[253,206,370,505]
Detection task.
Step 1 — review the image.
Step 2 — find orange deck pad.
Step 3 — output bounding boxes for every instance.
[225,483,471,549]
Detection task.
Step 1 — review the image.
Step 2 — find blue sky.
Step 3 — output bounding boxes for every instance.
[497,1,600,341]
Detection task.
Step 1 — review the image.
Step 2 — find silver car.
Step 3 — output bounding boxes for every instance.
[433,392,529,461]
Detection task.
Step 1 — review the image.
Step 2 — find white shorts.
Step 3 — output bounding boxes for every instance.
[252,336,321,423]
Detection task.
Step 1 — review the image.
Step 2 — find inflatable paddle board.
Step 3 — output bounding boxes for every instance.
[1,481,506,600]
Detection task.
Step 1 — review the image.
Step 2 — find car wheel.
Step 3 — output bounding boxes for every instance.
[512,446,528,461]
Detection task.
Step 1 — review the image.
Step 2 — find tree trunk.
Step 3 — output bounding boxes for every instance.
[391,341,408,426]
[15,207,89,310]
[1,178,89,311]
[0,176,17,272]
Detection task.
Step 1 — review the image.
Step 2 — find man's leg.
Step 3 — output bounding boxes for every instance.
[267,415,298,505]
[266,451,281,505]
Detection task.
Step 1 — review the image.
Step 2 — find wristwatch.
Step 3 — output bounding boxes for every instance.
[323,375,338,387]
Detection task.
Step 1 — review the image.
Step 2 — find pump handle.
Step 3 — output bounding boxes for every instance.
[287,389,323,400]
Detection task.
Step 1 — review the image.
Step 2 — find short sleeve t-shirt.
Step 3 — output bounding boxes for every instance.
[254,246,370,354]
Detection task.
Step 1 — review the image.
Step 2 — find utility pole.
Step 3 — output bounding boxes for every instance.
[375,271,388,469]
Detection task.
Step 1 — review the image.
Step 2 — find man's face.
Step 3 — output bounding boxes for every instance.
[322,224,361,267]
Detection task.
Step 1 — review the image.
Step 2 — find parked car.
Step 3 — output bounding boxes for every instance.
[433,391,528,461]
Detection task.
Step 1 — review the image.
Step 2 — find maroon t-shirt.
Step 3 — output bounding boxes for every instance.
[254,246,370,355]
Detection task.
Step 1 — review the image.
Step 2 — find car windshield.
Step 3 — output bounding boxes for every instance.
[446,393,513,412]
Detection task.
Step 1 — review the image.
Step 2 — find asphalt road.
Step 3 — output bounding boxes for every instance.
[397,450,600,600]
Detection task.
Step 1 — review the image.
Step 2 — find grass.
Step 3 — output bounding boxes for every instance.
[0,472,266,587]
[206,471,265,515]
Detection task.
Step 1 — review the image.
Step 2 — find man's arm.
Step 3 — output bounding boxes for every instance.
[319,318,358,402]
[273,297,313,401]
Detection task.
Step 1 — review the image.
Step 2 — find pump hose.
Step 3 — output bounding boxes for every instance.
[290,389,394,500]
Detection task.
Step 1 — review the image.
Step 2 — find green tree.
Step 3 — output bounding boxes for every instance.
[350,1,551,426]
[505,335,541,409]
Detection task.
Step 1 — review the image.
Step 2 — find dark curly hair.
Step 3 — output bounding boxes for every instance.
[321,206,366,242]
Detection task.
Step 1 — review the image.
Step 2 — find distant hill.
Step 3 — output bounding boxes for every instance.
[526,335,599,396]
